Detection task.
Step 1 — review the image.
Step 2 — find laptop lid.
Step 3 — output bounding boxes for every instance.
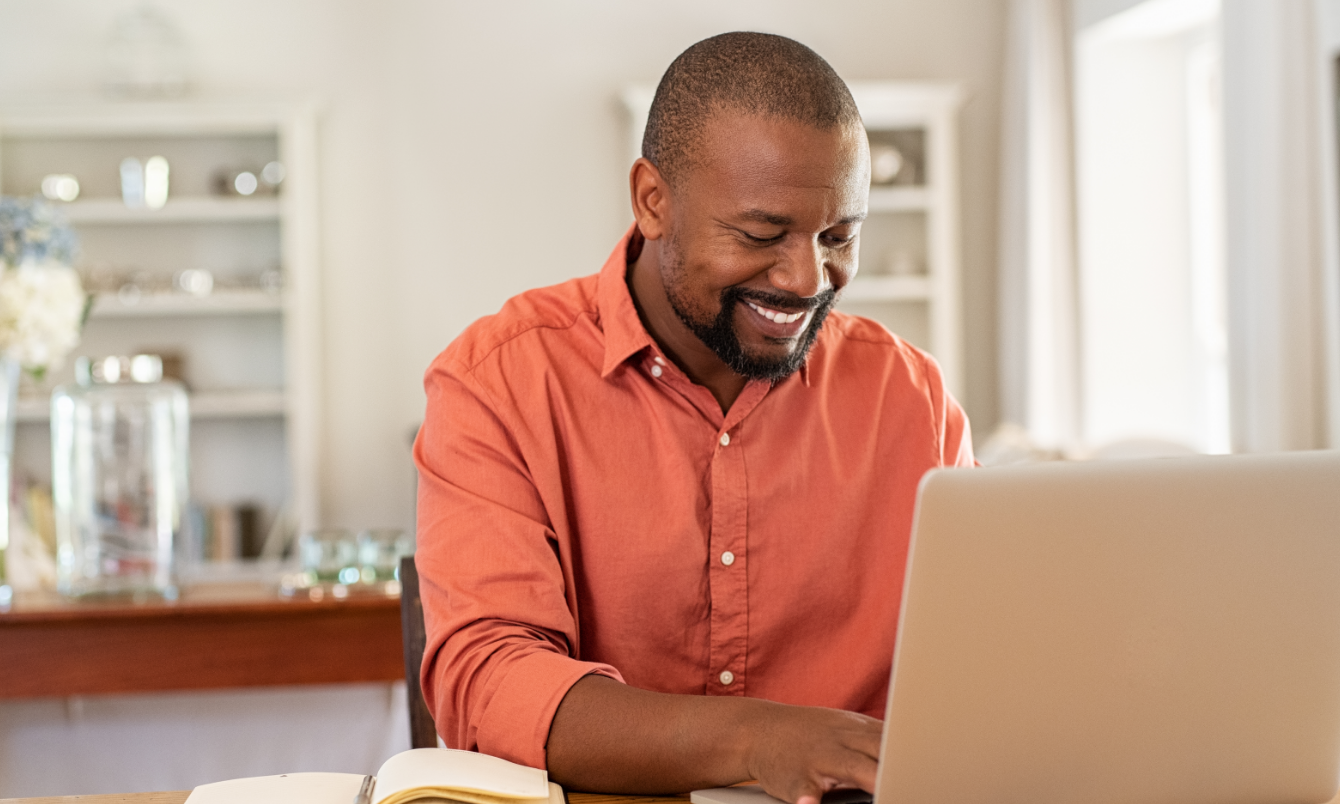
[877,450,1340,804]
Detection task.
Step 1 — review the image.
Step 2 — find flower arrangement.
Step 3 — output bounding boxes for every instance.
[0,197,88,378]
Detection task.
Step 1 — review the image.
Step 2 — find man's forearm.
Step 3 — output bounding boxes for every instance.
[547,674,762,794]
[545,674,882,803]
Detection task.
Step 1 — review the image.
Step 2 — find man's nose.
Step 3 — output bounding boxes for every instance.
[768,238,830,300]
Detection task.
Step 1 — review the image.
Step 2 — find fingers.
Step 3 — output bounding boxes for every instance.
[749,707,882,804]
[842,719,883,762]
[839,750,879,795]
[782,758,877,804]
[779,776,830,804]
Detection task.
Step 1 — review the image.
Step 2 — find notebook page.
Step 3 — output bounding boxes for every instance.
[374,748,550,804]
[374,785,562,804]
[185,772,366,804]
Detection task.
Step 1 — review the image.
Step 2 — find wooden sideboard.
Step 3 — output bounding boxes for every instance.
[0,583,403,698]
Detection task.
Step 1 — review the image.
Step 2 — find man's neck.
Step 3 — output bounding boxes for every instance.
[625,235,747,413]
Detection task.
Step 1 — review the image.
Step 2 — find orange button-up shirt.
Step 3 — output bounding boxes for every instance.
[414,229,974,770]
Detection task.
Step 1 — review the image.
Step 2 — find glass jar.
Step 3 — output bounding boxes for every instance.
[52,355,188,598]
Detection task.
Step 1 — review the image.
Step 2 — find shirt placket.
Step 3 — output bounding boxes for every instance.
[639,354,769,696]
[707,423,749,695]
[705,381,768,696]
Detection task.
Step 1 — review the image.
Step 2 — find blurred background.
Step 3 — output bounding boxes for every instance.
[0,0,1337,796]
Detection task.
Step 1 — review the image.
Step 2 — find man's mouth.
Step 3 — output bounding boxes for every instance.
[744,300,806,324]
[670,282,837,380]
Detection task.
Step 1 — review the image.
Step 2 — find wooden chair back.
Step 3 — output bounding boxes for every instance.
[399,554,439,748]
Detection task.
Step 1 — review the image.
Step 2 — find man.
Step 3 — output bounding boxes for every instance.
[414,32,974,804]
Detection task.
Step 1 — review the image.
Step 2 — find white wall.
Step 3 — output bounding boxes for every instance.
[0,0,1007,529]
[0,683,409,797]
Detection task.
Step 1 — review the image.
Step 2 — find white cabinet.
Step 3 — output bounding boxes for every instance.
[621,81,964,399]
[0,102,323,546]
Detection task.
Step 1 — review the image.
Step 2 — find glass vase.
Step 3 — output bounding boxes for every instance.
[52,355,188,598]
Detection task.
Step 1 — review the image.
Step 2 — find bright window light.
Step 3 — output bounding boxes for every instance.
[1074,0,1228,453]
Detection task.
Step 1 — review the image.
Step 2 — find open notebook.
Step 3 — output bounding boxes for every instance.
[184,748,565,804]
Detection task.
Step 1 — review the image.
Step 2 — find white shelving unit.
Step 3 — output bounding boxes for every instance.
[15,388,287,423]
[621,82,964,399]
[88,289,287,318]
[0,101,323,536]
[840,275,934,302]
[868,186,933,212]
[61,196,281,223]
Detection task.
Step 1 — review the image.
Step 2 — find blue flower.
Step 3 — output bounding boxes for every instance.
[0,196,80,268]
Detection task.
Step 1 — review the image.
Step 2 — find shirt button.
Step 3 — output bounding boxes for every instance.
[721,551,735,566]
[719,432,730,447]
[655,356,666,365]
[719,670,735,686]
[651,364,663,378]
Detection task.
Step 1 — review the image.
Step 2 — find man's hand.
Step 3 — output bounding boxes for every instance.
[546,675,882,803]
[742,704,881,804]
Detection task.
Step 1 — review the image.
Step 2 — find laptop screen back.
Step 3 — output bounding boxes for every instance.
[878,451,1340,804]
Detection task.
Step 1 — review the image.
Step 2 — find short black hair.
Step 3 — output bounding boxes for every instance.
[642,32,862,186]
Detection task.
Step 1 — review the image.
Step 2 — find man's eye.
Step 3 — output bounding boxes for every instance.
[824,234,855,246]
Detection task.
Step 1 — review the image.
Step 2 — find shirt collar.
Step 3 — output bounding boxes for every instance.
[598,225,656,378]
[597,223,812,387]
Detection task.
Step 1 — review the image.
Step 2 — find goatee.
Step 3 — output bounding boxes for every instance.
[666,281,837,382]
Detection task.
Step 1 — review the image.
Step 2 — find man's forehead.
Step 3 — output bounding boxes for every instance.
[679,111,869,219]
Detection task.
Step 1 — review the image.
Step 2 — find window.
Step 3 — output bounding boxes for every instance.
[1073,0,1229,453]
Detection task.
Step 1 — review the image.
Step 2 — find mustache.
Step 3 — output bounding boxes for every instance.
[724,285,838,314]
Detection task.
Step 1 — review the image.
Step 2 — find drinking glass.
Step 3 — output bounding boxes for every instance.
[298,528,359,585]
[357,528,414,583]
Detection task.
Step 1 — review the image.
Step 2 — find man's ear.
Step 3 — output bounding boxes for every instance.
[629,157,671,241]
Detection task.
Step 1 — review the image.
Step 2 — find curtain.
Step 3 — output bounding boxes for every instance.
[997,0,1083,451]
[1222,0,1336,451]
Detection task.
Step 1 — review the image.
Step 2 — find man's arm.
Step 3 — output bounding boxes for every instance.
[548,675,882,804]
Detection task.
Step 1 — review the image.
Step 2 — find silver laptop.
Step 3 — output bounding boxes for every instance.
[694,450,1340,804]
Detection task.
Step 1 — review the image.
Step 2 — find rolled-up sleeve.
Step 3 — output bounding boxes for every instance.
[413,352,622,769]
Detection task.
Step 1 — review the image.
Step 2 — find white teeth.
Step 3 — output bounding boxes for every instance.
[746,301,805,324]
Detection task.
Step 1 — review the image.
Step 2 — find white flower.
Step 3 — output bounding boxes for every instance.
[0,258,87,375]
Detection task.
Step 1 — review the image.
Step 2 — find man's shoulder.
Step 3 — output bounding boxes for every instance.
[438,273,601,374]
[813,309,949,400]
[820,309,934,369]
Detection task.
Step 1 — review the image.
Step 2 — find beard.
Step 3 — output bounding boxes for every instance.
[663,251,837,383]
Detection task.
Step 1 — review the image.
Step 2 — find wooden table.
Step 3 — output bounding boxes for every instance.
[0,791,683,804]
[0,583,404,698]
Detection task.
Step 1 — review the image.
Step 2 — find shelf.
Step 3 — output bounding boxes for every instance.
[842,274,933,302]
[59,197,280,224]
[16,389,286,424]
[190,389,287,418]
[0,101,305,137]
[89,290,286,318]
[867,186,930,212]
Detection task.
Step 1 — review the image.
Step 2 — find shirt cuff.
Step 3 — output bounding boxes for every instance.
[475,649,623,769]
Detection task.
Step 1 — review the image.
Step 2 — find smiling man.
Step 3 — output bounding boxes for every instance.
[413,32,974,804]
